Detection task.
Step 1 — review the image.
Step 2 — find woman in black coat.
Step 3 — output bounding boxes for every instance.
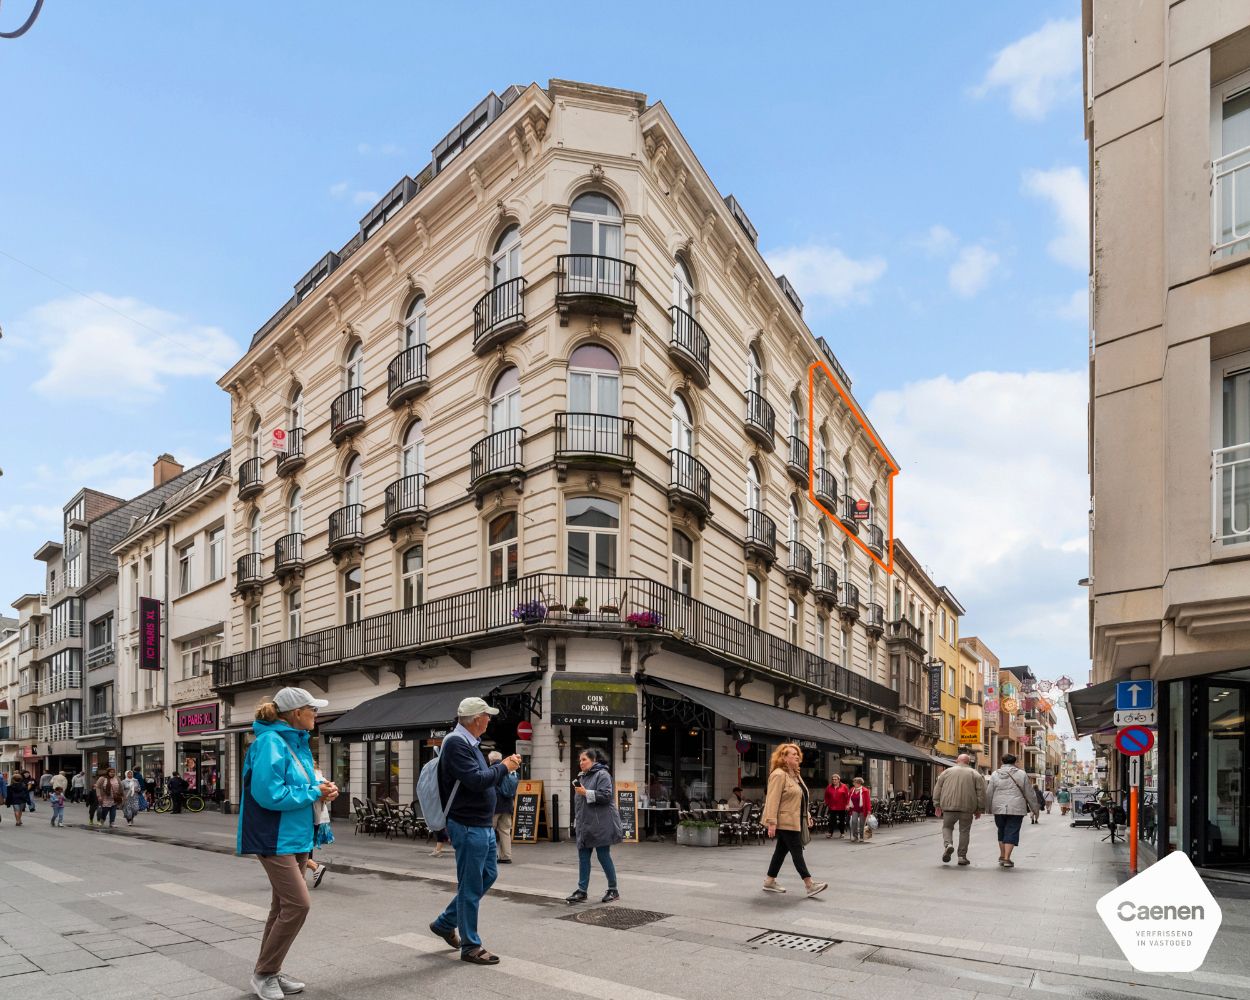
[564,748,623,905]
[6,772,33,825]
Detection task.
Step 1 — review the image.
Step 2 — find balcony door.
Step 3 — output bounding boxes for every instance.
[345,342,363,392]
[1215,73,1250,255]
[568,345,621,455]
[1219,363,1250,544]
[248,512,261,556]
[402,421,424,478]
[288,488,302,536]
[746,460,761,513]
[566,497,619,579]
[492,225,521,286]
[568,192,623,293]
[671,392,693,455]
[490,367,520,434]
[344,455,362,508]
[290,386,304,431]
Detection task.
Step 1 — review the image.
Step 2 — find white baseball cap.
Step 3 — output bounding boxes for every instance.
[456,696,500,717]
[274,687,329,712]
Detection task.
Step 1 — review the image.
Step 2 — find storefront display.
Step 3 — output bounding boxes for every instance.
[176,739,224,802]
[123,744,164,785]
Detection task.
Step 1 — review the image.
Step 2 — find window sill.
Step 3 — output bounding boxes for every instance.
[1207,538,1250,564]
[172,577,226,603]
[1210,246,1250,274]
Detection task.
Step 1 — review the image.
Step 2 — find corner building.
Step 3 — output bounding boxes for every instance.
[212,79,936,821]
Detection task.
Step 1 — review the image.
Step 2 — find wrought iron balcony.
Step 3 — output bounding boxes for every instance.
[867,523,886,558]
[387,344,429,407]
[668,306,710,388]
[786,436,810,488]
[812,563,838,604]
[743,391,775,451]
[236,552,264,595]
[473,277,528,355]
[814,468,837,510]
[237,457,263,501]
[840,494,862,534]
[744,508,777,567]
[275,428,305,477]
[554,413,634,483]
[837,581,860,623]
[667,450,711,524]
[469,427,525,501]
[885,617,925,653]
[384,473,429,536]
[330,387,364,445]
[864,602,885,638]
[274,532,305,579]
[784,540,813,590]
[328,504,364,559]
[556,254,636,332]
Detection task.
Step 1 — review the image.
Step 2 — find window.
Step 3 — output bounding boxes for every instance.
[402,546,424,608]
[788,496,801,546]
[940,608,947,641]
[344,454,362,507]
[868,566,877,607]
[787,598,799,645]
[747,346,763,395]
[893,584,903,621]
[790,396,801,441]
[402,420,425,478]
[1217,356,1250,544]
[344,568,362,624]
[1213,70,1250,256]
[177,543,195,595]
[208,527,225,582]
[817,521,828,566]
[287,589,302,638]
[88,615,112,650]
[671,392,693,455]
[289,487,303,535]
[488,513,518,586]
[490,366,521,433]
[568,344,621,454]
[345,341,363,391]
[492,225,521,286]
[746,573,762,627]
[180,632,222,680]
[672,530,693,595]
[673,257,694,314]
[404,296,427,350]
[926,615,934,654]
[841,627,850,671]
[948,667,956,694]
[746,459,762,512]
[565,497,619,577]
[248,511,261,555]
[816,616,827,659]
[250,416,262,460]
[248,604,261,650]
[569,192,622,259]
[817,431,828,473]
[290,385,304,431]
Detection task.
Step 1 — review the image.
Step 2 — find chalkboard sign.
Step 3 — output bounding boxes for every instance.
[616,780,638,844]
[512,780,545,844]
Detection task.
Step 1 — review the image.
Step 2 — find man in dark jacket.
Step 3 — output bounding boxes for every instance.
[167,773,188,814]
[428,697,521,966]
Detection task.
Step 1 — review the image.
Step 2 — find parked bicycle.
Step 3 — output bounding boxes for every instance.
[153,791,206,814]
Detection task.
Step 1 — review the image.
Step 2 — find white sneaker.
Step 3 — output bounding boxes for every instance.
[250,974,284,1000]
[275,973,305,995]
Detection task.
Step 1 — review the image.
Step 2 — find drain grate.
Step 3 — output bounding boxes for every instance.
[560,907,669,930]
[749,930,838,954]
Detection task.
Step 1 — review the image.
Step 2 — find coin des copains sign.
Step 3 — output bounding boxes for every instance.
[550,674,638,727]
[139,597,161,671]
[1096,852,1222,972]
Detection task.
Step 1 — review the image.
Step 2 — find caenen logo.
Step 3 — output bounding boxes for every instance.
[1116,901,1206,922]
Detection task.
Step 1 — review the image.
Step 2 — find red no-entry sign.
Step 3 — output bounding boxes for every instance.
[1115,726,1154,756]
[516,721,533,741]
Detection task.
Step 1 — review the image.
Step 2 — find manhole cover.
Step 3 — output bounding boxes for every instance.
[749,930,838,954]
[560,907,669,930]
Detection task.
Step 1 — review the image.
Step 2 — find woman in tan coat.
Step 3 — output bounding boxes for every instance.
[760,743,828,897]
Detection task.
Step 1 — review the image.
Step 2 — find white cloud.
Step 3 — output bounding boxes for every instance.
[1058,288,1088,322]
[764,244,887,306]
[973,18,1082,120]
[16,294,239,404]
[329,180,380,207]
[948,245,1001,297]
[0,504,62,535]
[917,224,958,257]
[870,369,1089,678]
[1023,166,1088,270]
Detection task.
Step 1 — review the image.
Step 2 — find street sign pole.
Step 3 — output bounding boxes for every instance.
[1129,755,1141,875]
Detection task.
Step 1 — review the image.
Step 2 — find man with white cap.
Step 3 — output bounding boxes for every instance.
[428,696,522,966]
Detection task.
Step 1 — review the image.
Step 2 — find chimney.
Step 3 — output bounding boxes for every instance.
[153,454,183,487]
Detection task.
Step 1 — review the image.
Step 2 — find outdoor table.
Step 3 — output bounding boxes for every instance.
[638,806,679,841]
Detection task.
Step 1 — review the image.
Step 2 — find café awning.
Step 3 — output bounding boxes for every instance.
[1065,678,1119,738]
[320,673,536,743]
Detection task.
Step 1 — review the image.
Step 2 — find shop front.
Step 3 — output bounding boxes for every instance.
[551,672,638,825]
[123,744,166,786]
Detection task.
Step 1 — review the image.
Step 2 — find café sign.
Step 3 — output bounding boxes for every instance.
[550,674,638,727]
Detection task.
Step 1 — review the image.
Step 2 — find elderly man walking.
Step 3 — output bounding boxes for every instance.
[428,697,523,966]
[933,753,986,866]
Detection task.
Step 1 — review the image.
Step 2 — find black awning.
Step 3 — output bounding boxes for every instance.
[1066,678,1119,738]
[319,673,535,743]
[833,724,934,764]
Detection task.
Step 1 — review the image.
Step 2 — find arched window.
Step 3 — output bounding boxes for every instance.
[287,589,302,638]
[248,511,261,554]
[569,192,622,258]
[569,344,621,453]
[673,257,694,315]
[747,346,763,395]
[288,487,303,535]
[492,225,521,286]
[787,597,799,645]
[402,420,424,478]
[565,497,619,577]
[404,296,426,351]
[249,416,262,460]
[746,459,762,512]
[345,341,363,391]
[344,568,361,624]
[671,392,693,455]
[344,454,362,507]
[789,496,801,545]
[843,455,854,501]
[868,565,877,607]
[490,366,520,433]
[672,529,694,595]
[790,396,802,440]
[817,521,828,566]
[746,573,762,628]
[290,386,304,431]
[488,512,518,586]
[402,545,424,609]
[248,603,261,650]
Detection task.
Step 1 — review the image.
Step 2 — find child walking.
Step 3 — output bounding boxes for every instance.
[50,788,65,827]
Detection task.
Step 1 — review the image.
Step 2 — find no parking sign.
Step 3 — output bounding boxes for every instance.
[1115,726,1154,756]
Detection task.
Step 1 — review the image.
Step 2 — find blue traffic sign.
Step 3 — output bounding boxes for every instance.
[1116,680,1155,712]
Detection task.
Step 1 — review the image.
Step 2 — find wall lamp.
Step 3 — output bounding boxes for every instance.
[621,733,631,763]
[556,729,567,762]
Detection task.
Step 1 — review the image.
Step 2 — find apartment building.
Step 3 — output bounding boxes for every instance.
[0,618,19,767]
[934,587,966,760]
[957,640,986,771]
[960,635,1001,771]
[1081,2,1250,868]
[209,79,943,815]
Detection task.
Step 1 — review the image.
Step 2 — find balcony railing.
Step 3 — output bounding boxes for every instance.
[668,450,711,518]
[885,618,925,649]
[470,427,525,492]
[87,641,115,670]
[384,474,429,533]
[473,277,528,354]
[210,572,900,716]
[330,387,365,444]
[236,552,264,587]
[668,306,710,387]
[555,413,634,465]
[814,468,837,509]
[85,713,116,736]
[276,428,305,476]
[275,532,305,573]
[838,581,860,615]
[784,540,813,587]
[744,508,777,564]
[328,504,365,554]
[812,562,838,600]
[867,523,885,557]
[864,603,885,636]
[841,494,864,530]
[556,255,636,331]
[1213,142,1250,256]
[1213,444,1250,543]
[786,436,810,486]
[37,721,81,742]
[39,620,82,649]
[387,344,429,406]
[37,671,82,696]
[237,456,263,500]
[743,391,775,449]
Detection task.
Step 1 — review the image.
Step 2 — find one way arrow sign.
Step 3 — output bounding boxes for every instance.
[1116,679,1155,712]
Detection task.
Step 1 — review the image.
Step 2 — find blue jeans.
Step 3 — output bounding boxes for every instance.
[577,845,617,892]
[97,804,117,826]
[994,814,1024,846]
[51,805,64,825]
[432,819,497,954]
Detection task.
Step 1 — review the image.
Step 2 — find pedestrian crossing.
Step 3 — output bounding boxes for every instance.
[6,860,82,883]
[146,881,269,920]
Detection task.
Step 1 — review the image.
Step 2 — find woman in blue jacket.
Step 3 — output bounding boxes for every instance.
[237,688,338,1000]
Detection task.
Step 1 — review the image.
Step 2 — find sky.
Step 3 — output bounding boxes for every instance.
[0,3,1089,741]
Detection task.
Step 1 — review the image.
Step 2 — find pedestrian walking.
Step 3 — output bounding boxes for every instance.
[121,770,141,826]
[0,771,7,825]
[85,779,99,826]
[94,768,122,829]
[1057,786,1071,816]
[237,687,339,1000]
[488,750,517,865]
[167,772,188,814]
[1029,780,1043,824]
[426,696,523,966]
[986,754,1038,869]
[847,776,872,842]
[760,743,828,897]
[1044,788,1055,815]
[933,753,986,866]
[303,765,333,890]
[564,748,622,904]
[823,773,850,839]
[4,771,28,826]
[49,787,65,827]
[39,771,53,800]
[71,770,85,804]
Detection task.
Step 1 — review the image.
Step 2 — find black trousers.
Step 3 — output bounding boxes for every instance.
[830,809,849,834]
[766,829,811,880]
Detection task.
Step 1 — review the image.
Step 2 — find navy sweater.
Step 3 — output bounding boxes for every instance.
[438,731,510,827]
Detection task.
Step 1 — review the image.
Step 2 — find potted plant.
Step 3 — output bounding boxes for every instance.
[547,599,566,620]
[626,611,663,629]
[599,600,620,615]
[570,596,590,616]
[510,600,547,625]
[677,819,719,847]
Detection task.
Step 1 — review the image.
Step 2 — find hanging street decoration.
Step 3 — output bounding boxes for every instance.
[1001,697,1019,714]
